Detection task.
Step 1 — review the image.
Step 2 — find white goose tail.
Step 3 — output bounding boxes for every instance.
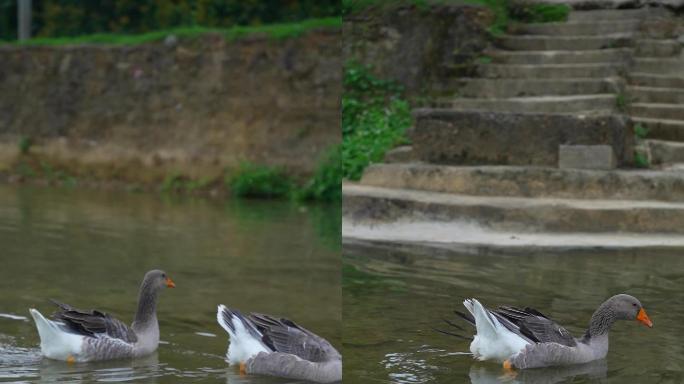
[29,308,83,361]
[463,299,529,362]
[216,305,270,365]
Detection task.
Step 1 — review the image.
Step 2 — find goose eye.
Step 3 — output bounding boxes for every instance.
[632,303,637,307]
[162,273,166,278]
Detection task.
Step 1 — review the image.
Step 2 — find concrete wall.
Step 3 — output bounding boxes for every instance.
[343,4,492,96]
[0,29,341,183]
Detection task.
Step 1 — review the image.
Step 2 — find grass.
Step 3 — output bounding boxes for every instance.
[342,62,412,181]
[508,3,570,23]
[297,145,342,202]
[343,0,568,35]
[226,163,292,199]
[3,17,341,46]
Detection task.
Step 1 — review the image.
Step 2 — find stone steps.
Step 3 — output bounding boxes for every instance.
[630,102,684,120]
[435,94,616,114]
[510,20,640,36]
[568,8,653,22]
[496,34,633,51]
[628,86,684,104]
[456,78,615,98]
[343,183,684,234]
[646,139,684,165]
[633,58,684,74]
[628,73,684,88]
[635,39,681,57]
[486,48,631,65]
[632,117,684,141]
[359,163,684,202]
[479,63,623,78]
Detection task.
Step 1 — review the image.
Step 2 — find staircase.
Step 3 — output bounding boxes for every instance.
[343,6,684,256]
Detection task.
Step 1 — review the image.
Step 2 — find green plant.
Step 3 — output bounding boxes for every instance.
[476,55,492,64]
[616,93,629,111]
[18,136,32,155]
[634,123,649,139]
[342,62,412,181]
[227,163,292,198]
[508,3,570,23]
[297,145,342,201]
[634,151,650,168]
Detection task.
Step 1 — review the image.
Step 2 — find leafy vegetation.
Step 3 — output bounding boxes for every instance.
[226,163,292,199]
[634,123,649,139]
[342,62,411,181]
[18,136,33,155]
[5,18,341,46]
[297,145,342,202]
[634,151,650,168]
[508,3,570,23]
[0,0,340,40]
[616,93,630,112]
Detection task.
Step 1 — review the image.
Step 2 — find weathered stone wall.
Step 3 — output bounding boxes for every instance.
[0,29,341,183]
[411,109,635,166]
[342,4,492,95]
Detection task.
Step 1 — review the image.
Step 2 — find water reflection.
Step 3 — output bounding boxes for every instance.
[468,360,607,384]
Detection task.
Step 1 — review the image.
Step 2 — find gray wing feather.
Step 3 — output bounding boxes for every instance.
[248,313,340,362]
[495,306,576,347]
[50,300,137,343]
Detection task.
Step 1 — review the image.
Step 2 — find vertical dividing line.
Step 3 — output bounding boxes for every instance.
[17,0,32,41]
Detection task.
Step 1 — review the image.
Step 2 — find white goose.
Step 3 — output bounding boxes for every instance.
[29,270,175,362]
[216,305,341,383]
[450,294,652,369]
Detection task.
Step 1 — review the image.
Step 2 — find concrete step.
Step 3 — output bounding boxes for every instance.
[646,139,684,165]
[411,110,631,166]
[635,39,681,57]
[479,63,623,79]
[628,86,684,104]
[632,117,684,141]
[630,103,684,120]
[456,78,616,98]
[435,95,616,114]
[496,34,633,51]
[383,146,415,163]
[510,20,640,36]
[359,163,684,202]
[486,48,631,65]
[633,58,684,75]
[343,183,684,234]
[628,73,684,88]
[568,8,652,22]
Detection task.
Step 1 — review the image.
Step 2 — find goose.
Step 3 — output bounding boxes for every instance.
[216,305,341,383]
[447,294,652,369]
[29,269,175,362]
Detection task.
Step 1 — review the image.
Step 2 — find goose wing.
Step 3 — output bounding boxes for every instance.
[50,300,137,342]
[495,306,577,347]
[248,313,340,362]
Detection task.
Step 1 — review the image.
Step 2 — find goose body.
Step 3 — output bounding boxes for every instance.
[217,305,341,383]
[29,270,174,362]
[453,294,652,369]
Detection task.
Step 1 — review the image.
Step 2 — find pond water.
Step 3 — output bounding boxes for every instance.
[343,247,684,383]
[0,185,340,383]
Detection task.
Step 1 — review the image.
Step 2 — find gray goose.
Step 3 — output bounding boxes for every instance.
[216,305,341,383]
[448,294,652,369]
[29,269,175,362]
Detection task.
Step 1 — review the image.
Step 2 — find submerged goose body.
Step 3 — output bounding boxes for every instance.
[452,294,652,369]
[216,305,341,383]
[29,270,175,362]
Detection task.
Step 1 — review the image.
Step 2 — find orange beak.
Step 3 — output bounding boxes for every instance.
[166,277,176,288]
[636,308,653,328]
